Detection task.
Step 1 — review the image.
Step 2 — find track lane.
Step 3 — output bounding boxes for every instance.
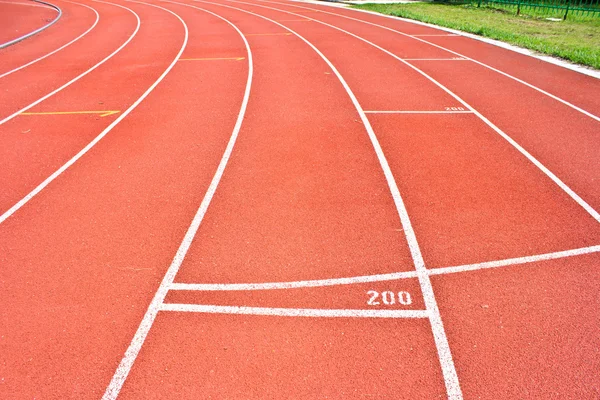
[0,0,137,123]
[0,0,180,218]
[262,0,600,118]
[102,2,252,397]
[120,313,443,399]
[0,0,97,76]
[433,251,600,399]
[105,2,458,398]
[168,2,417,285]
[0,1,248,397]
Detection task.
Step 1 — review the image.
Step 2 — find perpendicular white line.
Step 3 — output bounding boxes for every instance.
[412,34,460,37]
[430,244,600,276]
[170,244,600,291]
[250,0,600,224]
[214,2,463,398]
[0,1,100,79]
[160,303,430,318]
[265,0,600,122]
[0,0,61,49]
[0,0,140,126]
[170,270,419,291]
[402,58,467,61]
[365,110,473,114]
[0,2,143,225]
[102,3,251,399]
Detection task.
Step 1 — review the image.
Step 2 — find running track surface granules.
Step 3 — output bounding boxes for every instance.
[0,0,599,398]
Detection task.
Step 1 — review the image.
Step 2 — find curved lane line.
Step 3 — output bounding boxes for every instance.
[171,270,419,291]
[101,3,249,398]
[0,1,100,79]
[191,2,463,398]
[228,0,600,224]
[429,243,600,276]
[264,0,600,122]
[0,2,165,225]
[0,0,140,126]
[169,244,600,291]
[0,0,61,49]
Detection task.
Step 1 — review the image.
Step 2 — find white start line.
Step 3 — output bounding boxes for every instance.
[169,244,600,292]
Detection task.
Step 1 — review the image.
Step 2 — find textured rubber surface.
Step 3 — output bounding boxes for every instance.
[0,0,598,398]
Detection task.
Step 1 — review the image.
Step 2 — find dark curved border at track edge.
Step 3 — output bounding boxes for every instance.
[0,0,62,49]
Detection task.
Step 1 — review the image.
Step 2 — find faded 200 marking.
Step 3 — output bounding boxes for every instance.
[445,106,465,111]
[367,290,412,306]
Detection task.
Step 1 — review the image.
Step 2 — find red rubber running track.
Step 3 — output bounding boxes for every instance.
[0,0,598,398]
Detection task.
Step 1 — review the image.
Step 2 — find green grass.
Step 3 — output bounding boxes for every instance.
[352,2,600,69]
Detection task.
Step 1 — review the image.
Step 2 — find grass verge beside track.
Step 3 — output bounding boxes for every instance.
[351,2,600,69]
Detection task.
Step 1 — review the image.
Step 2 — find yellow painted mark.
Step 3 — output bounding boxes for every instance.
[21,110,120,117]
[179,57,245,61]
[246,33,292,36]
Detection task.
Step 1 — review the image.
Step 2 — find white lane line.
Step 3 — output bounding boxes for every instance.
[264,0,600,122]
[161,303,429,318]
[241,0,600,224]
[170,270,420,291]
[430,244,600,277]
[169,244,600,291]
[0,1,100,79]
[0,1,140,126]
[365,110,473,114]
[207,2,463,398]
[101,3,250,399]
[0,0,61,49]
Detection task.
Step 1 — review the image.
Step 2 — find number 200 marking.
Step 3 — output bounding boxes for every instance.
[445,107,465,111]
[367,290,412,306]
